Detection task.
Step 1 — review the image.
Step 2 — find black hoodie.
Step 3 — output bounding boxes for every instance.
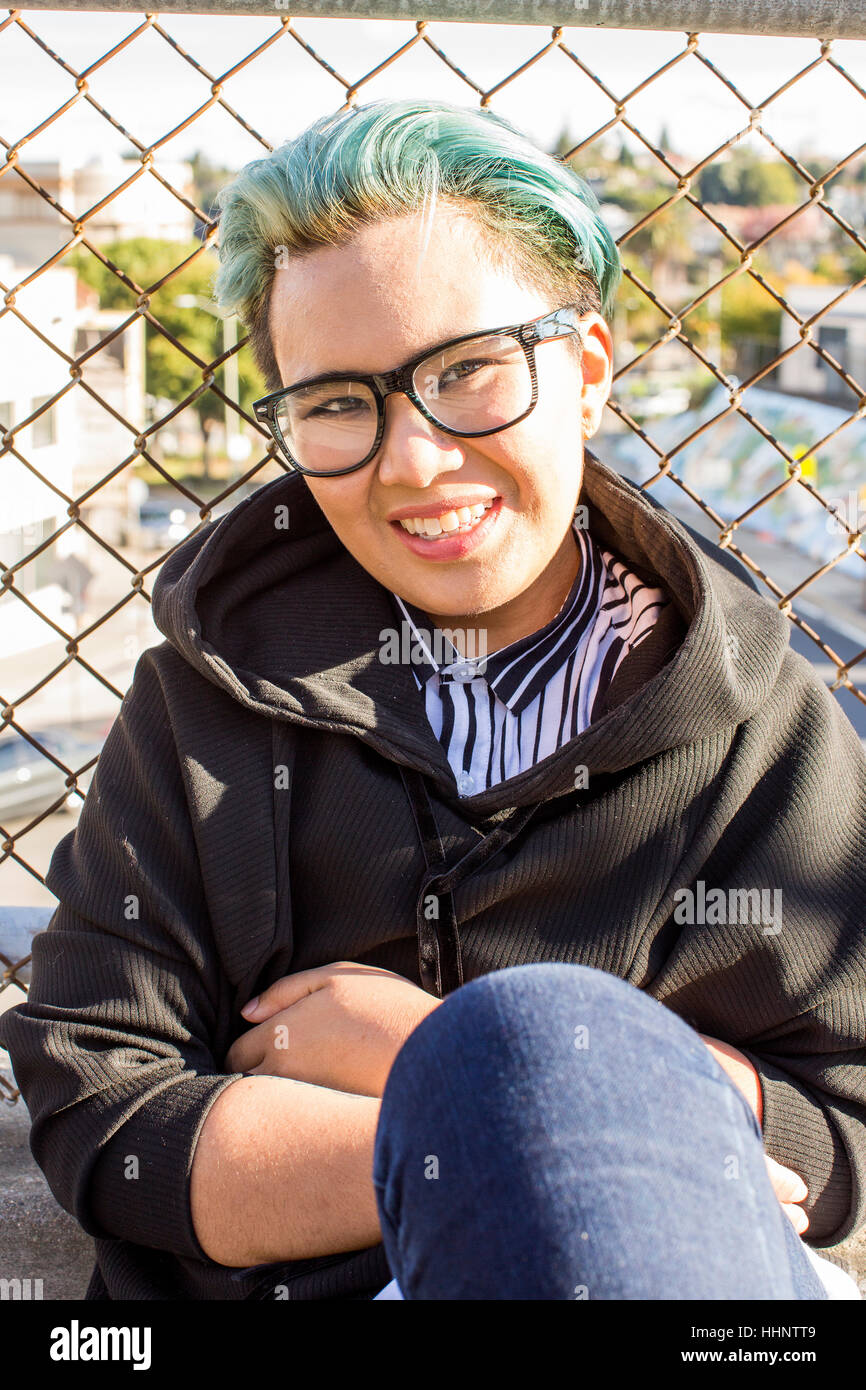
[1,451,865,1301]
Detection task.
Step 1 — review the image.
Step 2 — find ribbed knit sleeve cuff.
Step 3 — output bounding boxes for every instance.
[86,1071,243,1264]
[739,1049,857,1247]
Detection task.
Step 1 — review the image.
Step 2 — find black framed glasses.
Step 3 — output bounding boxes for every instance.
[252,303,584,477]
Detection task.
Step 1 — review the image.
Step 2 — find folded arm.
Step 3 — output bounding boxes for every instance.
[661,651,866,1246]
[0,648,386,1268]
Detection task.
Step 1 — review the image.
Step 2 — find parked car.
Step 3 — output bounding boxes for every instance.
[632,386,692,419]
[0,724,108,823]
[133,499,200,552]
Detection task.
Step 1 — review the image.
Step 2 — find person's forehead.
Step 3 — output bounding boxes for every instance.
[269,215,542,380]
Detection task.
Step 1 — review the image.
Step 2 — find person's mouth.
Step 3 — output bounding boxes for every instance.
[387,496,502,560]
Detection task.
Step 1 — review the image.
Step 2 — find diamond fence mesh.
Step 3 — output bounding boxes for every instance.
[1,3,865,1106]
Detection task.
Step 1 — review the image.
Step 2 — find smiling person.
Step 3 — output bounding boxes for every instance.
[2,98,865,1303]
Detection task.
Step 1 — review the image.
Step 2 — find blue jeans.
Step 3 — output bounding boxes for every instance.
[372,962,829,1299]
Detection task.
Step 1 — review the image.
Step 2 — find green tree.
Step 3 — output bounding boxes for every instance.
[698,151,801,207]
[617,134,636,169]
[619,188,694,303]
[553,124,576,161]
[720,274,781,344]
[189,150,236,224]
[697,160,740,204]
[738,155,802,207]
[842,240,866,285]
[66,237,264,481]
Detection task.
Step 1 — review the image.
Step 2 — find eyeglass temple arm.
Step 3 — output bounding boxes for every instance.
[531,305,582,342]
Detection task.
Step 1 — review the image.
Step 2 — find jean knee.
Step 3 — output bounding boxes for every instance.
[379,960,716,1142]
[410,960,700,1058]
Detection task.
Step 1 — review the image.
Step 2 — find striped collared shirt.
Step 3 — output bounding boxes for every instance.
[389,520,671,796]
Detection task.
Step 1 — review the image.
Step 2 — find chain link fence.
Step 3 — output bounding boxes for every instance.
[1,2,865,1111]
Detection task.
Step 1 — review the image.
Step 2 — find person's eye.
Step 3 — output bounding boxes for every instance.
[439,357,495,388]
[302,396,372,419]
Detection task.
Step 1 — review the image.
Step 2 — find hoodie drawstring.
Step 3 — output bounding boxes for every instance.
[398,765,544,998]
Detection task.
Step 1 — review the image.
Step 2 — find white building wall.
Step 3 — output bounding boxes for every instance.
[777,285,866,402]
[0,155,195,265]
[0,254,145,653]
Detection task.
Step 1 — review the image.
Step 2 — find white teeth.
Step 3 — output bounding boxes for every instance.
[398,501,493,537]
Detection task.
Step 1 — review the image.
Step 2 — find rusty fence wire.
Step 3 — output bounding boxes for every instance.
[1,4,866,1105]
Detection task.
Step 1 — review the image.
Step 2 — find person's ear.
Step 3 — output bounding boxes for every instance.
[576,313,614,439]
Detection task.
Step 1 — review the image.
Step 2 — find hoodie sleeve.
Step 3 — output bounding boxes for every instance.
[0,645,242,1262]
[662,649,866,1249]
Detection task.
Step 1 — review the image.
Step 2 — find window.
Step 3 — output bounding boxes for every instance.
[3,518,60,595]
[31,395,57,448]
[817,325,849,394]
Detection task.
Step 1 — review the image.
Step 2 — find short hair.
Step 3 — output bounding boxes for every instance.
[212,97,622,393]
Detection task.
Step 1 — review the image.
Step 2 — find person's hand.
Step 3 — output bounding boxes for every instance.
[763,1154,809,1234]
[699,1032,809,1233]
[225,961,442,1097]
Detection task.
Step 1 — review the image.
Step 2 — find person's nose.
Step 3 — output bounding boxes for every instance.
[374,391,467,490]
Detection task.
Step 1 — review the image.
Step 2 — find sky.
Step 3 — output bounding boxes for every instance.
[0,9,864,177]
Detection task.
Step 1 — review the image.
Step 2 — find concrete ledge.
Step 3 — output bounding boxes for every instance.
[0,905,54,989]
[1,1061,96,1301]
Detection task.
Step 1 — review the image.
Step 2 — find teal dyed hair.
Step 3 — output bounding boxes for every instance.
[213,98,621,392]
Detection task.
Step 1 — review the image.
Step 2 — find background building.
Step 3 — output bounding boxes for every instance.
[776,285,866,406]
[0,252,144,655]
[0,153,195,264]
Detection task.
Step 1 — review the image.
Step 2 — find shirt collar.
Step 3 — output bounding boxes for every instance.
[388,518,606,716]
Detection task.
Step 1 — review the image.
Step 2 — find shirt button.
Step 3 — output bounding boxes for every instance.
[451,664,474,682]
[457,771,475,796]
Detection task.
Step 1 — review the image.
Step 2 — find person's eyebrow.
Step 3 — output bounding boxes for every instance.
[283,320,494,389]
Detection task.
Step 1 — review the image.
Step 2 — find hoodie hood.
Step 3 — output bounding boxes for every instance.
[151,451,792,806]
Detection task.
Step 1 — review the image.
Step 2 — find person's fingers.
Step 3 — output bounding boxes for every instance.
[225,1022,268,1071]
[239,960,418,1021]
[781,1201,810,1235]
[765,1155,810,1235]
[764,1153,808,1204]
[240,967,327,1020]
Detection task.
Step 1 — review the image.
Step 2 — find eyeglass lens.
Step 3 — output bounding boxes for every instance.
[273,331,532,473]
